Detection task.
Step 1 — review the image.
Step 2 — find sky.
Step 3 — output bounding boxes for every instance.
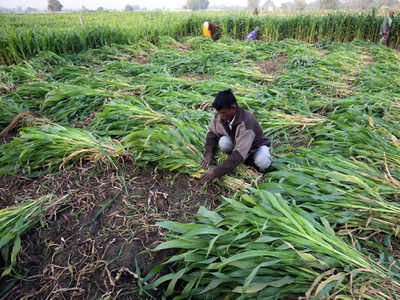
[1,0,301,11]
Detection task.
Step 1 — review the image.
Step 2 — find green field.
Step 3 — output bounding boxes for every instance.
[1,10,399,64]
[1,11,400,299]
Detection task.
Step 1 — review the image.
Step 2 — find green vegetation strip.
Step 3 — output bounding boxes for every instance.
[1,10,399,64]
[0,195,67,277]
[147,191,399,298]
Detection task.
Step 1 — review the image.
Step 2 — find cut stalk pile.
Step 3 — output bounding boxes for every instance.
[149,191,399,298]
[0,124,126,176]
[0,195,67,277]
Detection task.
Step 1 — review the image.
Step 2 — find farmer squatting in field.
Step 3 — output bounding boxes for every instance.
[380,11,395,46]
[200,89,272,184]
[202,21,220,41]
[246,26,260,41]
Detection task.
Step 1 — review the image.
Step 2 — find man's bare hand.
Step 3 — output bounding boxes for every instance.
[201,154,213,169]
[199,168,215,185]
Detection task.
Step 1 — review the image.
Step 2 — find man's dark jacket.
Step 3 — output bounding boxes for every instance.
[204,106,270,178]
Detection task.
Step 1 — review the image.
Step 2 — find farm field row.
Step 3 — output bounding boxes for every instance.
[1,35,400,298]
[1,10,399,64]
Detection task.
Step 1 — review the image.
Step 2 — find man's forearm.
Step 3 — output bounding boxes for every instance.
[213,150,244,178]
[204,132,218,156]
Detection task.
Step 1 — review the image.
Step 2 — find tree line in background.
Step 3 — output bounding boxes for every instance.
[248,0,399,11]
[48,0,62,12]
[184,0,210,10]
[15,0,400,13]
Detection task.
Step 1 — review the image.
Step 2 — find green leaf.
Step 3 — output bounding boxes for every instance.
[199,279,223,294]
[1,266,13,278]
[181,277,198,296]
[0,232,15,249]
[156,221,189,233]
[166,267,187,296]
[153,239,206,251]
[218,250,282,268]
[243,260,282,292]
[233,282,270,294]
[197,206,223,225]
[255,235,279,243]
[10,235,21,266]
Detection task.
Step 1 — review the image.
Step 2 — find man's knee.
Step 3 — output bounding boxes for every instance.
[254,145,271,171]
[219,136,233,154]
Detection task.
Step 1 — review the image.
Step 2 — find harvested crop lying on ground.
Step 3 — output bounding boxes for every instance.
[1,35,400,299]
[150,191,399,298]
[0,124,127,176]
[0,194,67,278]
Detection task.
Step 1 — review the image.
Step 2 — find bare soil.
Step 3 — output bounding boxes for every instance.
[0,161,228,299]
[256,54,288,77]
[177,72,212,80]
[130,55,148,65]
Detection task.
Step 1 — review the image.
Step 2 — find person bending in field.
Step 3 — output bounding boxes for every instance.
[380,11,395,46]
[246,26,260,41]
[200,89,272,184]
[202,21,221,41]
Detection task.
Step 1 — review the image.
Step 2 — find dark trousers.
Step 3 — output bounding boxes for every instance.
[380,32,390,46]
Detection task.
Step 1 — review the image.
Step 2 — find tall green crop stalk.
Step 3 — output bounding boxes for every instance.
[263,148,400,234]
[1,11,399,64]
[41,85,113,123]
[313,112,400,174]
[0,99,28,131]
[0,124,127,176]
[122,119,204,175]
[259,111,326,137]
[0,194,67,277]
[147,191,399,298]
[90,98,174,137]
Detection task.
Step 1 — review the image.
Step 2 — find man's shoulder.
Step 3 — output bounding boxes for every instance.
[209,113,221,127]
[235,107,260,130]
[212,112,220,121]
[239,107,257,121]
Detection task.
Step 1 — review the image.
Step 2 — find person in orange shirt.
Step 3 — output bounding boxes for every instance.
[202,21,220,41]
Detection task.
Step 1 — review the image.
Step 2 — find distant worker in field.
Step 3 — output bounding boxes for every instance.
[202,21,221,41]
[253,8,259,16]
[380,11,395,46]
[246,26,260,41]
[200,89,272,184]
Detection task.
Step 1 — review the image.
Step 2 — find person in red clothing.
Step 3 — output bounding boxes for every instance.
[200,89,272,183]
